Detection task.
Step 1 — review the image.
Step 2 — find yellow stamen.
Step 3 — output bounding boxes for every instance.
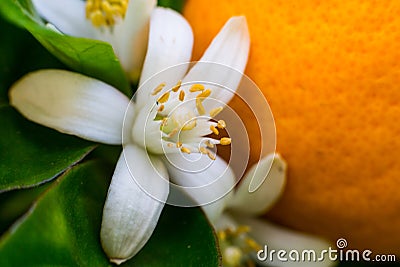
[189,84,205,92]
[101,1,112,15]
[222,246,243,267]
[210,106,223,117]
[217,225,261,267]
[245,238,262,251]
[86,0,128,27]
[205,140,215,148]
[151,82,166,95]
[89,11,106,27]
[199,147,208,154]
[196,98,206,115]
[217,230,227,241]
[157,91,170,103]
[197,89,211,99]
[210,125,219,135]
[220,137,231,145]
[152,80,233,159]
[182,120,197,131]
[161,118,168,127]
[236,225,250,235]
[181,147,191,154]
[179,90,185,101]
[168,128,178,138]
[207,151,216,160]
[217,120,226,129]
[85,2,94,18]
[172,80,182,92]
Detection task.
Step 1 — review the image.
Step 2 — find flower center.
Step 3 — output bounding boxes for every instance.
[151,81,231,159]
[218,225,262,267]
[85,0,128,27]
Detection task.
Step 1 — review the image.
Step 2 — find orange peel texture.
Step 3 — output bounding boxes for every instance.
[184,0,400,254]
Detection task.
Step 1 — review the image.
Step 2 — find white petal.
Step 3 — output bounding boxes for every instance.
[111,0,156,81]
[228,154,287,215]
[135,7,193,107]
[178,120,215,141]
[101,145,169,264]
[182,16,250,107]
[9,70,132,145]
[163,153,236,223]
[32,0,95,38]
[233,217,336,267]
[130,100,166,154]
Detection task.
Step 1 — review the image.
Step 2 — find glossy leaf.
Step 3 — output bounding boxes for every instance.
[0,161,220,266]
[132,203,220,267]
[0,0,131,96]
[158,0,186,12]
[0,16,65,106]
[0,106,96,192]
[0,161,112,266]
[0,182,51,234]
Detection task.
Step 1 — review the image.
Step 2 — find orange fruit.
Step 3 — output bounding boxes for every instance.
[184,0,400,254]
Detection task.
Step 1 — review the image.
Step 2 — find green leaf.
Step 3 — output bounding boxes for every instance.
[0,16,65,106]
[0,183,52,234]
[0,105,96,192]
[0,161,220,266]
[0,0,131,96]
[158,0,186,12]
[132,202,220,267]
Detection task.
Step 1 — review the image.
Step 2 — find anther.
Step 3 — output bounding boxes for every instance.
[210,106,223,117]
[157,105,165,112]
[236,225,250,235]
[199,147,208,154]
[168,128,178,138]
[207,151,216,160]
[85,2,94,19]
[197,89,211,99]
[161,118,168,127]
[151,82,166,95]
[245,238,262,251]
[222,246,243,267]
[181,120,196,131]
[205,140,215,148]
[217,230,227,241]
[189,84,205,92]
[157,91,170,103]
[172,80,182,92]
[179,90,185,101]
[217,120,226,129]
[220,137,231,145]
[176,142,182,148]
[210,125,219,135]
[167,143,174,148]
[89,11,106,27]
[101,1,112,14]
[86,0,128,27]
[181,147,191,154]
[196,98,206,115]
